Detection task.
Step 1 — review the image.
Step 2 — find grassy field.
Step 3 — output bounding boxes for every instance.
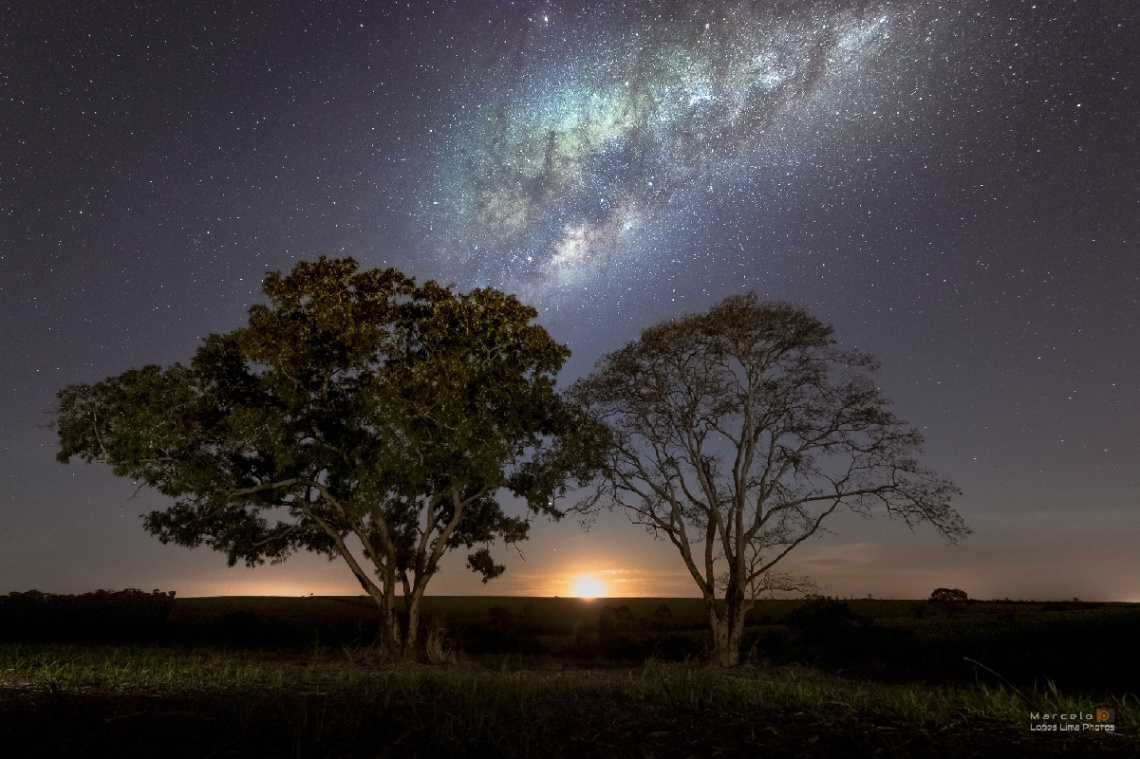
[1,643,1135,757]
[1,595,1136,756]
[165,596,1140,692]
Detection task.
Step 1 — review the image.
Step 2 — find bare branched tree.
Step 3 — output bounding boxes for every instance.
[569,294,967,665]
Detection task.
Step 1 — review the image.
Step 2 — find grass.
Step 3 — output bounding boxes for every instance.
[2,596,1137,755]
[1,642,1136,757]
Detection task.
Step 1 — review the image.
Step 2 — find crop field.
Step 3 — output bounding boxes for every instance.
[1,594,1136,757]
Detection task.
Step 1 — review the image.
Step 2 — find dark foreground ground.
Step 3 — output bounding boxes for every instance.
[1,665,1134,758]
[1,595,1136,757]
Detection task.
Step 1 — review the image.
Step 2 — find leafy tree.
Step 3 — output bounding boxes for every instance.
[568,294,967,665]
[930,588,969,604]
[55,257,600,655]
[930,587,969,615]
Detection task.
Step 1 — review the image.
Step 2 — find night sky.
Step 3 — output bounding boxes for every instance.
[3,0,1137,601]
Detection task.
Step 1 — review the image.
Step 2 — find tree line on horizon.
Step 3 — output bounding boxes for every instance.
[54,256,966,664]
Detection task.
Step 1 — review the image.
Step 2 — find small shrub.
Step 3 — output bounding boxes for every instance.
[650,634,703,662]
[423,621,455,665]
[597,605,638,640]
[783,596,870,641]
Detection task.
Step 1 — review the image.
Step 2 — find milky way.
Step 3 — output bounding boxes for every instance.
[421,2,961,300]
[4,0,1138,600]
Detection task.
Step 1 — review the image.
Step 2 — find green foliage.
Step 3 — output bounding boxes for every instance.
[54,258,604,653]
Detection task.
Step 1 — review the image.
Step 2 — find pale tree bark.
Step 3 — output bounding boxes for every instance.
[235,477,487,657]
[572,295,967,666]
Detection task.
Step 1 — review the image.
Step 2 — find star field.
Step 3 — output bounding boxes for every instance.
[2,0,1138,600]
[427,3,946,296]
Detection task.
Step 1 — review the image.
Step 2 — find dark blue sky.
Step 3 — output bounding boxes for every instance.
[3,0,1137,600]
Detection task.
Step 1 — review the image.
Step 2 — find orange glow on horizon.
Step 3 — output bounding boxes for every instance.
[569,576,607,599]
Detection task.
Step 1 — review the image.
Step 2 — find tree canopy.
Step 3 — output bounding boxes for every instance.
[56,257,601,654]
[569,294,966,665]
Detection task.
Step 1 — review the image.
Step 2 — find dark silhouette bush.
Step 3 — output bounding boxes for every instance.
[597,605,638,640]
[745,607,773,625]
[458,605,549,655]
[596,605,642,659]
[930,588,968,603]
[782,597,870,641]
[0,589,176,642]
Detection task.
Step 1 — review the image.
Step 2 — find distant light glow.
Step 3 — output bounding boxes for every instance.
[570,576,607,599]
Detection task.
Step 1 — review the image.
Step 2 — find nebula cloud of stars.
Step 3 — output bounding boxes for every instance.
[419,2,959,301]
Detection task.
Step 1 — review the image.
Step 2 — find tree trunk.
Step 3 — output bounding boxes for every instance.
[403,595,421,655]
[373,590,404,656]
[709,583,748,666]
[710,615,746,666]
